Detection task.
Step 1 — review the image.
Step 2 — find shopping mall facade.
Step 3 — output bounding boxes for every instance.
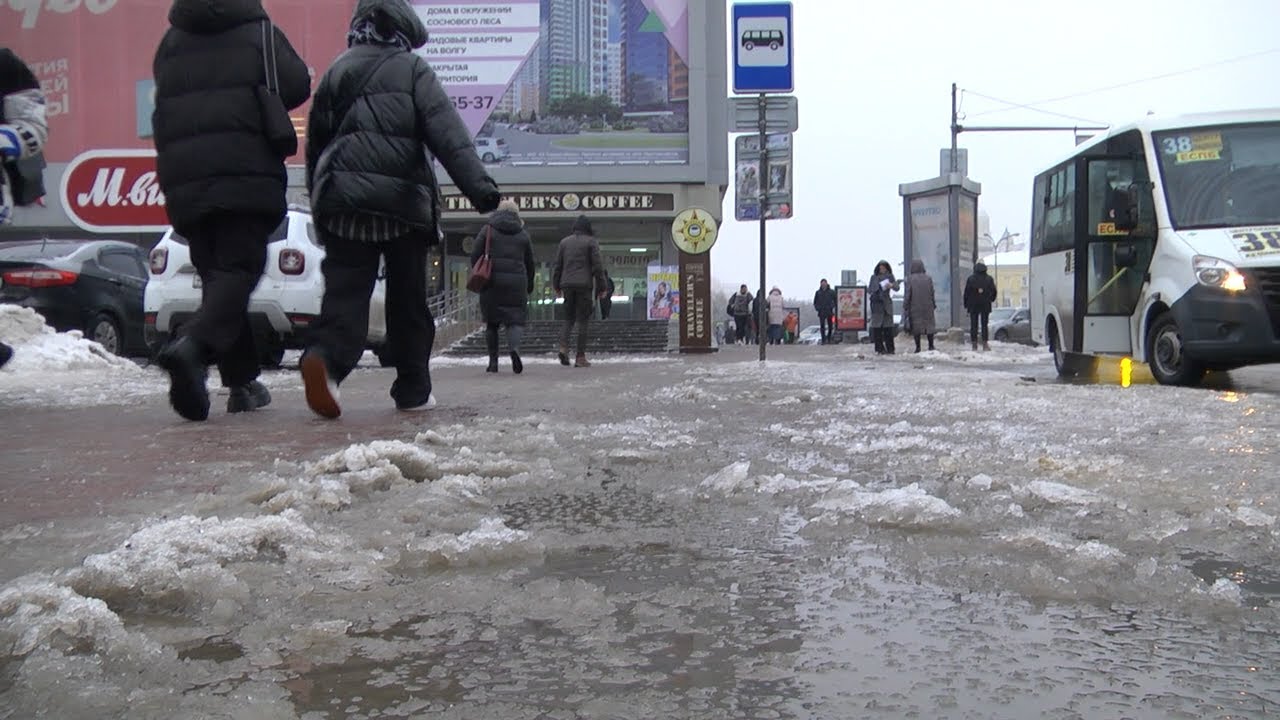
[2,0,729,321]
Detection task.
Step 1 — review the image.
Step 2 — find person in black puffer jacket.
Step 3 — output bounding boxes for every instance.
[301,0,501,418]
[471,199,535,374]
[963,261,998,351]
[151,0,311,422]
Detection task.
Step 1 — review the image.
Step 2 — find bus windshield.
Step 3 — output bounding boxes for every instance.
[1153,122,1280,230]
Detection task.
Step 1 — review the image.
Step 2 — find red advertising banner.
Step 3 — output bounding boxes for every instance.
[3,0,349,164]
[835,286,866,331]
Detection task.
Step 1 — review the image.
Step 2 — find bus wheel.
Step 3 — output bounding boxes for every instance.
[1147,312,1205,386]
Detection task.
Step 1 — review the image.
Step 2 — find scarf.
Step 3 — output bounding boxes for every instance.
[347,18,411,50]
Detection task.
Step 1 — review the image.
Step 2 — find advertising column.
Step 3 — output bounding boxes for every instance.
[908,193,951,330]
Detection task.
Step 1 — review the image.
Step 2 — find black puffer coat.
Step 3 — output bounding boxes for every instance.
[470,210,535,326]
[152,0,311,233]
[963,262,998,314]
[306,0,500,238]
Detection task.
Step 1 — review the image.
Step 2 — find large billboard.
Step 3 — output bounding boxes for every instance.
[908,193,951,331]
[3,0,690,167]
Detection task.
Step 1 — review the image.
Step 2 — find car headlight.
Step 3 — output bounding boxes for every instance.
[1193,255,1247,292]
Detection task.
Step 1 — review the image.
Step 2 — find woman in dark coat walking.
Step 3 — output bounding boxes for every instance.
[471,199,535,373]
[903,258,937,352]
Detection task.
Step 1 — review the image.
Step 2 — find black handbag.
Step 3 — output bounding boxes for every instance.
[4,152,45,206]
[257,20,298,158]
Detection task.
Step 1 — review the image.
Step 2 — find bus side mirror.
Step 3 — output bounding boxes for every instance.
[1114,242,1138,269]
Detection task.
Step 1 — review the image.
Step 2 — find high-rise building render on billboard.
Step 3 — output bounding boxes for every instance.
[621,0,671,113]
[606,41,624,106]
[540,0,609,108]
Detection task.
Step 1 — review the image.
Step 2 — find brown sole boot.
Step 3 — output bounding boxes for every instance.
[301,352,341,419]
[574,353,591,367]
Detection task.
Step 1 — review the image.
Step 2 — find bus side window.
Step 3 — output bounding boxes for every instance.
[1088,160,1135,235]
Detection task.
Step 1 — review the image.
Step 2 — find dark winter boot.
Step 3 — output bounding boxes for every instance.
[300,349,341,419]
[575,353,591,368]
[558,345,571,366]
[227,380,271,413]
[510,351,523,374]
[0,341,12,369]
[982,341,991,351]
[156,336,210,422]
[913,335,922,353]
[928,335,935,351]
[972,340,979,351]
[486,326,500,373]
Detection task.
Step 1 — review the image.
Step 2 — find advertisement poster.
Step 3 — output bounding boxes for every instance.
[4,0,690,167]
[909,193,951,330]
[734,132,792,220]
[835,286,866,331]
[647,264,679,320]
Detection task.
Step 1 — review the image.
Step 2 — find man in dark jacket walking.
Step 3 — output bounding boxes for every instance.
[301,0,501,418]
[151,0,311,421]
[553,215,607,367]
[963,261,998,351]
[727,284,752,344]
[0,48,49,369]
[813,278,837,344]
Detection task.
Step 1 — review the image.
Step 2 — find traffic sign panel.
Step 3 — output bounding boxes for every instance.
[729,95,798,133]
[732,2,794,94]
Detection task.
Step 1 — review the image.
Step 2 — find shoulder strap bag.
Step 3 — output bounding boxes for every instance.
[466,226,493,293]
[256,20,299,158]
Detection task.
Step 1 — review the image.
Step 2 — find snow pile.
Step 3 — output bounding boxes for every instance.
[0,305,141,373]
[812,483,962,528]
[0,579,166,664]
[67,512,339,613]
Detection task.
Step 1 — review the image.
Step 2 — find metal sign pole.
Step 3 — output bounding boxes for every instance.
[757,93,768,361]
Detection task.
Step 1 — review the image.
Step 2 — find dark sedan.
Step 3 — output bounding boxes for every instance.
[0,239,150,356]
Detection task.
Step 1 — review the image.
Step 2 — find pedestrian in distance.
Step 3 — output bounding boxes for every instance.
[766,286,785,345]
[727,284,752,344]
[903,258,938,353]
[0,47,50,370]
[151,0,311,421]
[813,278,837,344]
[963,261,998,351]
[300,0,501,419]
[868,260,899,355]
[471,199,534,374]
[553,214,607,367]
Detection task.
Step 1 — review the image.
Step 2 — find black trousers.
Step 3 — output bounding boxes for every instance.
[599,297,612,320]
[184,213,272,388]
[308,233,433,408]
[734,315,749,342]
[819,313,835,341]
[559,287,595,354]
[970,310,991,343]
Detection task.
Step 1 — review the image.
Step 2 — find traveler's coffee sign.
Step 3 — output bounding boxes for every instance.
[442,191,674,214]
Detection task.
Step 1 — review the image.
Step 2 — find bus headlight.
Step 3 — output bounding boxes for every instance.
[1193,256,1247,292]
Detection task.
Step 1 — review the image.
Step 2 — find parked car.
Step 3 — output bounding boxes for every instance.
[798,324,844,345]
[144,206,389,368]
[990,307,1034,344]
[0,239,150,356]
[475,136,509,163]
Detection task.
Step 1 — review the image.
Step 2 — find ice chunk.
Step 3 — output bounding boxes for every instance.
[698,461,752,496]
[1209,578,1243,604]
[813,483,962,528]
[1233,506,1276,528]
[0,579,165,663]
[1023,480,1101,506]
[966,474,995,491]
[0,305,142,374]
[406,517,543,569]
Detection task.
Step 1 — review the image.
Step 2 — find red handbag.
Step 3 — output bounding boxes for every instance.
[466,226,492,292]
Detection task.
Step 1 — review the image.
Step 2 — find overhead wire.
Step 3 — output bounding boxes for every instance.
[965,47,1280,121]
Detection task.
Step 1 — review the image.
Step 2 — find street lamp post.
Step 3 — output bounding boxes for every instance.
[983,231,1021,308]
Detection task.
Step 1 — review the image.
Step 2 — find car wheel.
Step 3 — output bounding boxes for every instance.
[994,328,1008,342]
[259,338,285,369]
[1146,312,1205,386]
[89,313,123,355]
[482,152,495,163]
[1049,319,1091,378]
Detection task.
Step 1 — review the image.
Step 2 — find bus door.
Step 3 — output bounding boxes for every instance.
[1078,156,1156,354]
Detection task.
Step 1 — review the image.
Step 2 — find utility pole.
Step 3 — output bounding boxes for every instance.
[757,93,769,361]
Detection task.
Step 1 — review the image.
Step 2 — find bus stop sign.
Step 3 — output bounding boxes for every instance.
[732,2,794,94]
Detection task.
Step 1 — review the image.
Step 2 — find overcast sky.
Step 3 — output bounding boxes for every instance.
[710,0,1280,297]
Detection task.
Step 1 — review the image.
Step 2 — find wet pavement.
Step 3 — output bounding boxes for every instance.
[2,343,1278,719]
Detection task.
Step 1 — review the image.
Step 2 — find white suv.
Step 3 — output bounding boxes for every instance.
[475,136,509,164]
[144,206,388,367]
